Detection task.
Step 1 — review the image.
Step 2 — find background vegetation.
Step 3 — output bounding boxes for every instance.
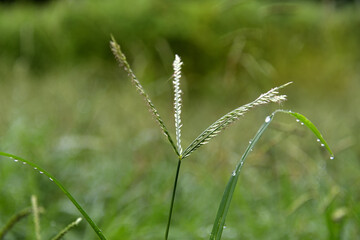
[0,0,359,239]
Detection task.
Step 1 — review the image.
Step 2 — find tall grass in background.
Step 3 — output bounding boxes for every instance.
[0,37,333,239]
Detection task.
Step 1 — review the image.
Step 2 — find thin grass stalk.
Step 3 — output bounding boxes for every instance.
[165,159,182,240]
[0,152,107,240]
[51,218,82,240]
[31,195,41,240]
[0,207,32,240]
[210,110,333,239]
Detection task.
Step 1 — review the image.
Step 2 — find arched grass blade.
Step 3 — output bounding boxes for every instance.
[182,83,291,159]
[110,36,179,156]
[276,110,334,157]
[0,152,107,240]
[210,111,334,240]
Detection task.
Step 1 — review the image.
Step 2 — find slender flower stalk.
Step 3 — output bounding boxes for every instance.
[173,54,183,156]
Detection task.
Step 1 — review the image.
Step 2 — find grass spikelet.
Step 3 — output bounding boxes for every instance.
[110,36,179,156]
[51,218,82,240]
[173,54,183,156]
[182,82,291,158]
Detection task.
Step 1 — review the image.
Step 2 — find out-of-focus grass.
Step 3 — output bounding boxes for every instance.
[0,0,359,239]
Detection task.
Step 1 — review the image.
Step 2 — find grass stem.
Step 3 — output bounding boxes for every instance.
[165,159,182,240]
[31,195,41,240]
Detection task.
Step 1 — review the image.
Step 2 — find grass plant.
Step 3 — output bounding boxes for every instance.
[110,38,334,240]
[0,38,333,239]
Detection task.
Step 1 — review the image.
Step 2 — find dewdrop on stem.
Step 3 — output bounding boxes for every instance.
[265,116,271,123]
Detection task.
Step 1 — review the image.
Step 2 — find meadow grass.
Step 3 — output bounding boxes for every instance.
[0,39,334,239]
[1,1,359,237]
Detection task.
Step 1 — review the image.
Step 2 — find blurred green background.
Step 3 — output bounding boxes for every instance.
[0,0,359,239]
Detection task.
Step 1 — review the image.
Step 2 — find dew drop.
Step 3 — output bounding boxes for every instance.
[317,139,321,142]
[14,159,18,162]
[249,140,252,144]
[300,122,304,125]
[34,167,37,170]
[265,116,271,123]
[330,156,334,160]
[49,178,53,181]
[22,162,26,165]
[223,226,227,229]
[296,119,300,122]
[232,171,236,176]
[321,143,325,147]
[39,171,43,174]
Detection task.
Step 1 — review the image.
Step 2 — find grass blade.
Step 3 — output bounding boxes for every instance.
[0,152,107,240]
[276,110,334,157]
[210,110,334,239]
[110,36,179,156]
[210,114,274,240]
[182,83,291,159]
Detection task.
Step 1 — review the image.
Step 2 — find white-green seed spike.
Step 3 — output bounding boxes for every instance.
[173,54,183,155]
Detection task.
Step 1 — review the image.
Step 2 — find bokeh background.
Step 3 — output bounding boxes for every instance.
[0,0,359,239]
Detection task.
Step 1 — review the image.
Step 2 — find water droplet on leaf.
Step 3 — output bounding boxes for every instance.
[265,116,271,123]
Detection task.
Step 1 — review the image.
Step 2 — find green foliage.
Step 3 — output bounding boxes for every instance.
[0,0,359,239]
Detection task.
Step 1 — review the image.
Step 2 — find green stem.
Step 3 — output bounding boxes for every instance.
[31,195,41,240]
[165,159,182,240]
